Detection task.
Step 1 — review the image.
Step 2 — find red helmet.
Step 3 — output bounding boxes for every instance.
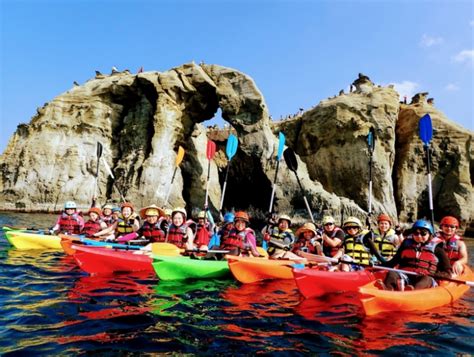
[88,207,102,216]
[440,216,459,227]
[234,211,249,223]
[377,214,392,225]
[120,202,134,211]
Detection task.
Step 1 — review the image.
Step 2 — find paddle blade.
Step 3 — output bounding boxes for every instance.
[151,242,182,256]
[277,132,286,161]
[97,142,103,158]
[175,146,185,166]
[283,147,298,172]
[225,134,238,160]
[206,140,216,160]
[367,127,375,153]
[419,114,433,145]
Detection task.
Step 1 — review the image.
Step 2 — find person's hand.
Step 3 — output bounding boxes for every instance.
[395,225,403,235]
[263,233,271,242]
[452,261,464,276]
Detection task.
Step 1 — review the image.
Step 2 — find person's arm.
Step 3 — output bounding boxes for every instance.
[185,227,195,251]
[363,232,387,264]
[380,245,402,268]
[322,232,342,248]
[78,216,85,231]
[451,241,468,275]
[93,222,117,237]
[246,231,260,257]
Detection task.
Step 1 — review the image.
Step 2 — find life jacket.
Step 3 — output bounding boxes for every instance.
[292,236,318,254]
[166,223,189,248]
[343,233,371,265]
[102,215,116,227]
[140,221,165,243]
[373,228,397,259]
[322,227,344,257]
[115,213,138,236]
[439,234,462,266]
[58,212,82,235]
[267,226,294,253]
[82,219,102,238]
[195,222,212,247]
[399,237,442,275]
[221,227,254,251]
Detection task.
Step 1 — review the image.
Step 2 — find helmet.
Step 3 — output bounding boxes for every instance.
[296,222,317,237]
[322,215,335,225]
[412,220,434,235]
[377,214,392,225]
[278,214,292,225]
[88,207,102,216]
[440,216,459,228]
[64,201,77,209]
[121,202,134,211]
[112,207,121,213]
[343,216,362,228]
[234,211,249,223]
[172,207,187,219]
[223,212,235,224]
[197,211,207,219]
[103,204,113,210]
[164,208,172,216]
[139,204,164,219]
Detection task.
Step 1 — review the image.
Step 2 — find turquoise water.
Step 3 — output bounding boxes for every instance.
[0,212,473,355]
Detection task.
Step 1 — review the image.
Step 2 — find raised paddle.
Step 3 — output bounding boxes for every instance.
[268,132,285,214]
[92,142,103,207]
[419,114,435,228]
[204,140,217,209]
[163,146,185,206]
[366,127,375,229]
[219,134,238,212]
[101,156,126,202]
[283,147,314,222]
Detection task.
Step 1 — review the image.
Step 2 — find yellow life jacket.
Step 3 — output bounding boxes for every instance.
[116,213,138,235]
[343,231,371,265]
[373,228,397,259]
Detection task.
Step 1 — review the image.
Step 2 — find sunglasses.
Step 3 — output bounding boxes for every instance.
[345,226,359,230]
[413,230,429,237]
[324,223,334,226]
[442,225,457,229]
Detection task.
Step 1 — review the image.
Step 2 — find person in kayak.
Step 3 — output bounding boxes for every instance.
[437,216,468,275]
[320,215,344,257]
[221,211,261,257]
[81,207,107,238]
[194,210,215,249]
[101,204,115,227]
[116,204,165,244]
[158,208,172,234]
[166,207,194,251]
[292,222,322,255]
[51,201,85,235]
[379,219,452,290]
[262,214,298,259]
[92,202,140,240]
[372,214,403,260]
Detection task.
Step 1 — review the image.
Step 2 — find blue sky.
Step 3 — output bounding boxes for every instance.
[1,0,473,154]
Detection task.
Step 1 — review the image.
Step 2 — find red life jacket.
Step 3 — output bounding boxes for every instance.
[102,215,115,227]
[140,221,165,243]
[399,237,442,274]
[167,223,189,248]
[221,227,254,251]
[292,237,318,254]
[195,223,212,246]
[322,227,343,257]
[442,234,462,265]
[82,219,102,238]
[58,212,82,235]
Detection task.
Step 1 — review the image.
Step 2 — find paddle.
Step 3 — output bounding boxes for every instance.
[151,242,229,256]
[219,134,238,212]
[366,127,375,229]
[283,147,314,222]
[419,114,435,228]
[268,132,286,214]
[163,146,185,206]
[101,155,126,203]
[92,142,103,207]
[204,140,217,209]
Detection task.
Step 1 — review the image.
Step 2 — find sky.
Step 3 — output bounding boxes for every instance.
[1,0,473,154]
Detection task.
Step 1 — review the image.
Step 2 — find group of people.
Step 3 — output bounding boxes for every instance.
[52,200,469,291]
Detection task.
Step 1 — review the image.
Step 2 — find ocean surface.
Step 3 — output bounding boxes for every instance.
[0,212,473,355]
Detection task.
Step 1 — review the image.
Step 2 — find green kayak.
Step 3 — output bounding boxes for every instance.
[152,255,230,281]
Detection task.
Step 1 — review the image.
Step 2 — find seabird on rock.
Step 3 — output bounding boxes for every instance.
[111,66,119,74]
[73,81,80,86]
[95,70,103,76]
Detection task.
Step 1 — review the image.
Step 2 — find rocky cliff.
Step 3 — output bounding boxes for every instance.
[1,64,472,228]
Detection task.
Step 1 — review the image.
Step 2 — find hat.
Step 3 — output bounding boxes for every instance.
[139,204,165,219]
[88,207,102,216]
[377,213,392,225]
[322,216,335,225]
[296,222,317,237]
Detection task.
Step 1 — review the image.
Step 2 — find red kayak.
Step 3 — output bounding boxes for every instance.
[293,267,384,298]
[72,245,153,275]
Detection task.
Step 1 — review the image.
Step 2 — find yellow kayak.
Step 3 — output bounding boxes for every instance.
[4,230,62,250]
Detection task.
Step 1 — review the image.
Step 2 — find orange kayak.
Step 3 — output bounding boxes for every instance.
[227,256,305,283]
[359,265,473,316]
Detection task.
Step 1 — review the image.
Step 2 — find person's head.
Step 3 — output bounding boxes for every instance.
[120,202,134,218]
[343,216,362,236]
[88,207,102,221]
[278,214,291,230]
[411,219,434,243]
[377,213,392,233]
[112,207,121,218]
[234,211,249,232]
[322,216,336,232]
[296,222,317,240]
[164,208,172,220]
[197,210,207,225]
[102,204,113,216]
[172,207,187,226]
[223,212,235,229]
[64,201,77,215]
[440,216,459,238]
[139,205,164,224]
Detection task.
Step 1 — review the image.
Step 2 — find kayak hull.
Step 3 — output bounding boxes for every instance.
[359,265,473,316]
[152,255,230,281]
[60,235,144,256]
[72,245,153,274]
[227,256,301,283]
[293,267,381,298]
[4,230,62,250]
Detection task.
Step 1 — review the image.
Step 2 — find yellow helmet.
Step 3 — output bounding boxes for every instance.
[278,214,292,225]
[197,210,207,219]
[343,216,362,228]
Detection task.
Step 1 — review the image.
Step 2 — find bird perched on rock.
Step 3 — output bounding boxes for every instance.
[122,69,131,75]
[73,81,80,86]
[111,66,119,74]
[95,70,105,79]
[339,89,344,95]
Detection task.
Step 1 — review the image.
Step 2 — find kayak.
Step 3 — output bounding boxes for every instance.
[152,255,230,281]
[359,265,473,316]
[60,235,144,255]
[227,256,305,283]
[4,230,62,250]
[72,244,154,274]
[293,267,383,298]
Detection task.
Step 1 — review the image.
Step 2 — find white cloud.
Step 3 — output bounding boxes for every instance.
[420,34,444,48]
[390,81,420,101]
[470,20,474,27]
[453,49,474,64]
[445,83,459,91]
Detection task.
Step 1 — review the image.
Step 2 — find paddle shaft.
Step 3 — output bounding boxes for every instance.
[164,166,178,205]
[367,151,373,229]
[204,160,211,209]
[268,159,281,213]
[92,142,103,207]
[294,172,314,223]
[219,163,231,211]
[424,144,435,228]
